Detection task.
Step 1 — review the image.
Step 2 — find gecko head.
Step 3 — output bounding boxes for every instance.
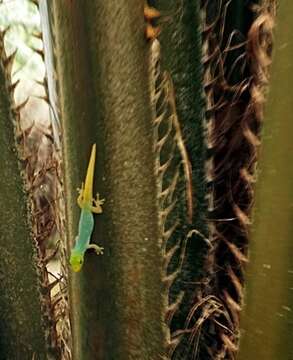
[69,249,84,272]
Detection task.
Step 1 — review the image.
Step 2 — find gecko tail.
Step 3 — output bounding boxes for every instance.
[83,143,96,202]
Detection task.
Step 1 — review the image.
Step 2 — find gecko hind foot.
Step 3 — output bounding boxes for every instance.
[87,244,104,255]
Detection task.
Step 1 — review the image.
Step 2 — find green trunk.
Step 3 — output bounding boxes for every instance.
[0,33,48,359]
[238,2,293,359]
[50,1,166,359]
[147,2,210,358]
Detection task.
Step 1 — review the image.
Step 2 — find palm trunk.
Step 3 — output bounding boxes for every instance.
[50,1,167,358]
[0,30,48,360]
[238,1,293,359]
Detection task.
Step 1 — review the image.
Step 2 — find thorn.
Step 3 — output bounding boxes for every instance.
[165,292,184,324]
[44,132,54,143]
[32,31,43,40]
[30,0,39,7]
[31,47,44,60]
[223,290,242,313]
[13,97,29,113]
[223,237,248,263]
[15,120,34,142]
[240,167,256,184]
[47,275,63,292]
[233,203,251,227]
[4,49,17,73]
[1,26,11,38]
[227,266,243,300]
[35,79,45,87]
[35,78,49,98]
[43,244,59,264]
[43,77,48,88]
[41,275,61,294]
[167,333,183,358]
[8,79,20,93]
[163,219,180,242]
[220,333,238,353]
[33,94,50,104]
[51,294,63,309]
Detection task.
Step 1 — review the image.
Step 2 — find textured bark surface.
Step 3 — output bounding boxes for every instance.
[51,1,166,359]
[238,1,293,359]
[198,0,275,358]
[0,31,48,360]
[149,0,274,358]
[147,2,210,358]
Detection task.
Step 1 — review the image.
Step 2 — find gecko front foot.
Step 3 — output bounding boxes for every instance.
[92,193,105,213]
[94,193,105,207]
[87,244,104,255]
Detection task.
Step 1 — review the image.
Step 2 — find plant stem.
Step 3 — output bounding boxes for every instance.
[238,2,293,359]
[51,1,166,358]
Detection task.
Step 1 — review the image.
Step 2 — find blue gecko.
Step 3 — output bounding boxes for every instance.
[69,144,104,272]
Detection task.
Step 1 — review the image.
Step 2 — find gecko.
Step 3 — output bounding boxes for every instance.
[69,144,105,272]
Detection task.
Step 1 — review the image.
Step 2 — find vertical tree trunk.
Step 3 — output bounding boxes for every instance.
[0,31,48,360]
[50,1,167,359]
[238,2,293,359]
